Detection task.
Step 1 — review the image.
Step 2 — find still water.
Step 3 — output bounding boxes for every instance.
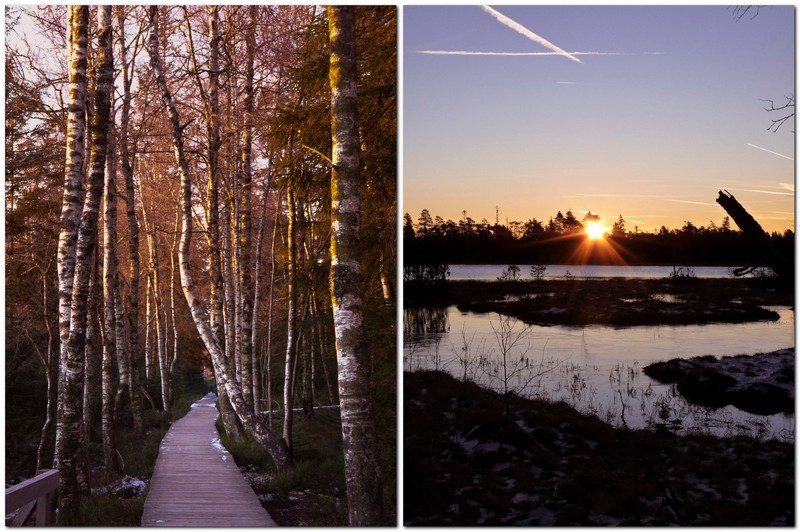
[447,264,742,281]
[404,299,795,441]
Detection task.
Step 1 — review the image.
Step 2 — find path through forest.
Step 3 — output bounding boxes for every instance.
[141,393,276,526]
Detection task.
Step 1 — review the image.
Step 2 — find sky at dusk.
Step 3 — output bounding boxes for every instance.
[403,5,795,234]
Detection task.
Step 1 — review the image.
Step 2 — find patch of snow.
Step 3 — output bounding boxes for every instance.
[211,437,230,459]
[511,493,538,505]
[588,513,623,526]
[524,506,556,526]
[288,488,312,501]
[475,441,502,453]
[492,462,513,473]
[448,503,460,514]
[553,439,575,450]
[461,440,480,453]
[732,477,748,503]
[111,476,147,498]
[476,507,495,525]
[515,419,535,434]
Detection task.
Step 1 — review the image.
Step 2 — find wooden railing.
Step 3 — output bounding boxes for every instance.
[5,469,58,526]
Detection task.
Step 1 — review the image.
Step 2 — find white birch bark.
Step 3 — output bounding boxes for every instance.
[115,5,143,433]
[58,5,113,517]
[237,4,256,414]
[102,116,119,470]
[327,6,384,525]
[283,187,298,453]
[144,276,153,379]
[55,5,89,465]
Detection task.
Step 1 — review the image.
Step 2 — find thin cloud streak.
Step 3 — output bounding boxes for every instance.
[747,143,794,161]
[481,5,583,64]
[734,188,794,196]
[417,50,642,57]
[569,193,664,198]
[664,199,716,206]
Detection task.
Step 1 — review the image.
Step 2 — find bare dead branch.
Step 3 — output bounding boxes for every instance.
[760,95,795,133]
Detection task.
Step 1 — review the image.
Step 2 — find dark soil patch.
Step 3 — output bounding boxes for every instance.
[404,370,794,526]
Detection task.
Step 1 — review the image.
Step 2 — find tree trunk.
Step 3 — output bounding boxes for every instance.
[204,6,226,358]
[327,6,384,525]
[147,5,292,471]
[144,276,154,380]
[170,210,180,376]
[55,5,89,465]
[152,274,169,412]
[266,194,281,424]
[141,191,168,412]
[116,5,143,434]
[82,248,99,471]
[238,5,256,415]
[58,5,113,518]
[37,267,58,471]
[101,127,119,470]
[283,187,298,454]
[252,172,271,414]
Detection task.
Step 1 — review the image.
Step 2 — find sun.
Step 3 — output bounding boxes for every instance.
[585,221,606,240]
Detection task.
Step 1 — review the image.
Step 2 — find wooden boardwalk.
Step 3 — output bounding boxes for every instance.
[141,393,276,527]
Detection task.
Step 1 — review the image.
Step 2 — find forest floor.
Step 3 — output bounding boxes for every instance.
[406,276,793,327]
[224,406,397,526]
[404,369,794,526]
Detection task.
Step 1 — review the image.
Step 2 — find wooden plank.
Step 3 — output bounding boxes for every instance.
[5,470,59,514]
[10,500,35,526]
[141,394,276,527]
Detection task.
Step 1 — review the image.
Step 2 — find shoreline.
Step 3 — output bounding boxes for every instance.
[406,277,793,327]
[404,369,794,526]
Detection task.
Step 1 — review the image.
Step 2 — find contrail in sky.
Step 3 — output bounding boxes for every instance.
[734,188,794,196]
[481,5,583,64]
[747,143,794,160]
[665,199,716,206]
[417,50,632,56]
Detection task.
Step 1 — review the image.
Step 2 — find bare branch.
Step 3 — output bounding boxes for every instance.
[730,5,764,21]
[760,95,795,133]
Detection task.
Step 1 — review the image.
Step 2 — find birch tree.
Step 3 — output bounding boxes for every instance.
[115,5,144,434]
[237,4,257,416]
[55,5,88,464]
[327,6,384,525]
[146,5,293,472]
[57,4,113,518]
[101,113,119,470]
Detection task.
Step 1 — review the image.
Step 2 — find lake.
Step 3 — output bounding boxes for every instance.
[447,264,744,281]
[404,266,794,441]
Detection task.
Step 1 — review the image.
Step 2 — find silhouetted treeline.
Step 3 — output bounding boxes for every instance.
[404,209,794,267]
